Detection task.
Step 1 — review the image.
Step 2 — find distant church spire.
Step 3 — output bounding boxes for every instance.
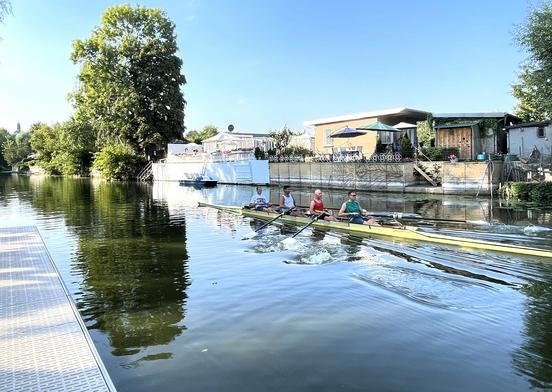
[15,122,21,134]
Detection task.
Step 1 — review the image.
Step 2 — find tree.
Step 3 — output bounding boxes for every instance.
[31,120,96,175]
[30,123,58,172]
[70,5,186,159]
[0,127,9,169]
[269,125,296,156]
[185,125,218,144]
[0,0,11,25]
[416,114,434,148]
[512,3,552,121]
[3,131,32,167]
[400,134,414,159]
[92,143,145,180]
[55,119,96,175]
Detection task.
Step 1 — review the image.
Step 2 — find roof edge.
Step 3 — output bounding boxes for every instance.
[303,107,430,126]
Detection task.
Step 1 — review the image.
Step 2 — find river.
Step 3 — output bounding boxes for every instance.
[2,175,552,391]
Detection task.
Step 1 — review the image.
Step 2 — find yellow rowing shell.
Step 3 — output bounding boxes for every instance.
[198,202,552,258]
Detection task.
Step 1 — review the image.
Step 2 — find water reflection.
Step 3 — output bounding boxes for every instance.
[73,183,189,357]
[153,182,552,228]
[2,176,190,361]
[514,280,552,388]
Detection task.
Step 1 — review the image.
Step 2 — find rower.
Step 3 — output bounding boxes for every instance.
[309,189,337,221]
[338,191,379,225]
[249,185,270,211]
[279,186,301,216]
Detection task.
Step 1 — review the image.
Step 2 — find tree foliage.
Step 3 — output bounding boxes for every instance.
[186,125,218,144]
[416,114,434,148]
[269,126,296,156]
[70,4,186,159]
[400,134,414,159]
[0,0,11,25]
[0,127,9,169]
[92,143,145,180]
[512,3,552,121]
[31,120,96,175]
[3,130,32,167]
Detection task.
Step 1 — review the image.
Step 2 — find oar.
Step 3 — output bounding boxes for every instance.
[294,204,479,225]
[242,210,287,239]
[281,212,325,247]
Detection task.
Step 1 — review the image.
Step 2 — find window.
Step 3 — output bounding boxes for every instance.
[379,131,392,144]
[537,126,546,138]
[324,129,332,146]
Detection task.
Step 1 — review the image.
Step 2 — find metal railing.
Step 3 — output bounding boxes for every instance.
[268,152,403,163]
[136,161,153,181]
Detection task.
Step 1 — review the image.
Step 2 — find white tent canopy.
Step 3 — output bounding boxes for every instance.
[393,122,417,129]
[202,132,243,143]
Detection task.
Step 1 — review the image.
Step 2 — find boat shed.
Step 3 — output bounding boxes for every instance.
[433,112,522,160]
[434,122,480,160]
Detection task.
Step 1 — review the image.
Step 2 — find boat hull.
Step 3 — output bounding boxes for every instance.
[198,202,552,258]
[179,180,218,188]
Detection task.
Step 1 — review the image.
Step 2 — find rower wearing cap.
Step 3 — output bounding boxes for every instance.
[338,191,379,225]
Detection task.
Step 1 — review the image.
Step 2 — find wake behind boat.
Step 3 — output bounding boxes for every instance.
[198,202,552,259]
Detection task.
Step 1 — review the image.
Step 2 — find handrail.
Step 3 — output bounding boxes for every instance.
[136,161,153,181]
[415,146,432,162]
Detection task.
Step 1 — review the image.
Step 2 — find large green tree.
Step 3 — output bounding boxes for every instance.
[70,5,186,159]
[512,3,552,121]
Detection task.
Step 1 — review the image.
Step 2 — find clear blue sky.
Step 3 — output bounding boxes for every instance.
[0,0,534,135]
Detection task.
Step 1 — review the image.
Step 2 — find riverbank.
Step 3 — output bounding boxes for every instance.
[270,161,502,195]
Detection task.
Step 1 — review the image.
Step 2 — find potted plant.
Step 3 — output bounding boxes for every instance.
[449,153,458,163]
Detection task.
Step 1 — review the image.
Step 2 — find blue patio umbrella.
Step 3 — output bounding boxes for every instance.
[330,126,367,138]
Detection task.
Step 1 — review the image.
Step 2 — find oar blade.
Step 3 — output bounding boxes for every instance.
[242,231,258,240]
[281,237,300,250]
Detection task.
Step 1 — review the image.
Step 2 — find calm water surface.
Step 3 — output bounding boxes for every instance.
[2,176,552,391]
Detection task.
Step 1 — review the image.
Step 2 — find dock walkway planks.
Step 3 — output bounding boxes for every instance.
[0,226,116,392]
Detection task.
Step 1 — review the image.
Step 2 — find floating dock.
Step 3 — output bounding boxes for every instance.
[0,226,116,392]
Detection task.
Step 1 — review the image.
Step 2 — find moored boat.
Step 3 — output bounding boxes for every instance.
[198,202,552,258]
[179,175,217,188]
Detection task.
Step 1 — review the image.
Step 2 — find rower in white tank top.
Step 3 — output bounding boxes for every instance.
[279,186,296,210]
[282,194,295,208]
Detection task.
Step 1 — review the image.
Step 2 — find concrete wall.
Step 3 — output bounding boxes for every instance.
[441,161,502,195]
[270,161,502,195]
[270,162,419,191]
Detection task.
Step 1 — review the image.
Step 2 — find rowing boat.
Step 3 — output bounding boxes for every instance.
[198,202,552,258]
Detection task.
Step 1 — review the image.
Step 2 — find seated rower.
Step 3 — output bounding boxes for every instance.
[338,191,379,225]
[249,185,271,211]
[279,185,302,216]
[309,189,337,221]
